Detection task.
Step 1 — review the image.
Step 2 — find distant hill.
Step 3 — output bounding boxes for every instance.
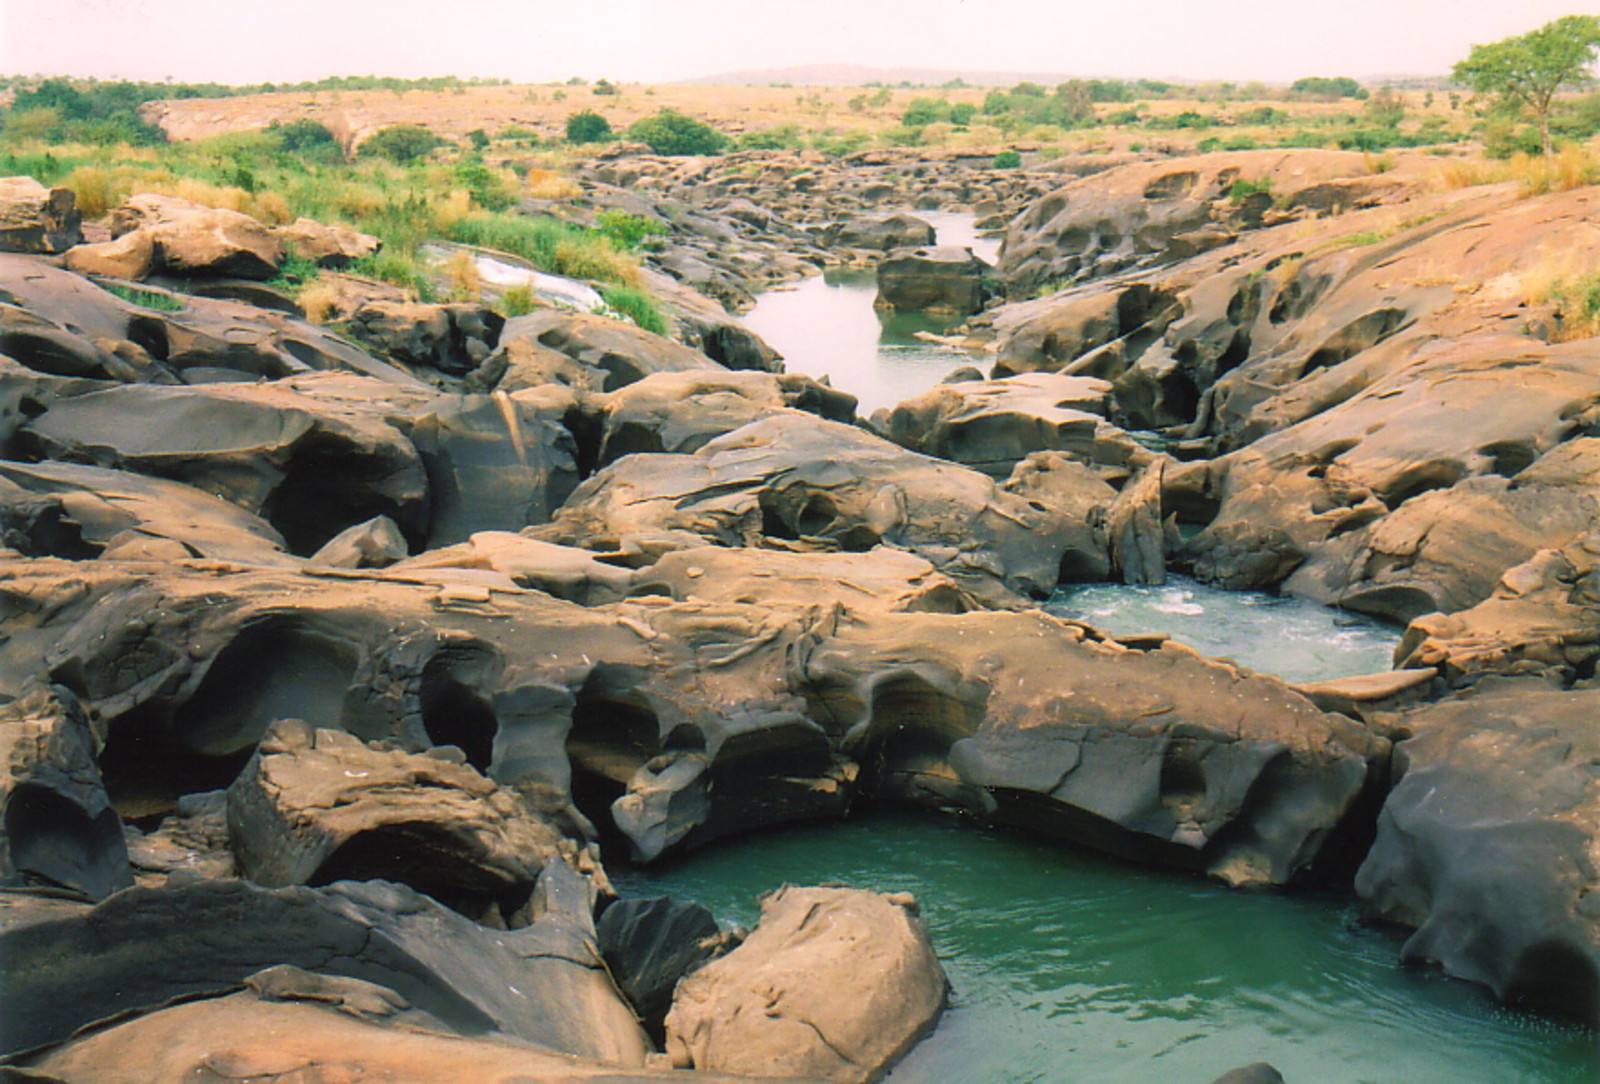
[677,64,1088,88]
[678,63,1450,90]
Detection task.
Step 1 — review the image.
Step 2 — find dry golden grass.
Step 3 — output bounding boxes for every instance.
[1515,241,1600,342]
[63,165,132,217]
[441,249,481,301]
[1436,146,1598,195]
[524,169,581,200]
[296,279,342,324]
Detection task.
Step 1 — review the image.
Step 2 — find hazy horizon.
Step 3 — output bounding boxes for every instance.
[2,1,1595,87]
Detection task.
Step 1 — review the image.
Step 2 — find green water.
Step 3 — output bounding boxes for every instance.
[742,212,1001,414]
[1048,575,1399,684]
[619,813,1598,1083]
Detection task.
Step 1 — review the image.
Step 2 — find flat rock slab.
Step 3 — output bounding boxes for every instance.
[0,876,650,1064]
[665,886,946,1084]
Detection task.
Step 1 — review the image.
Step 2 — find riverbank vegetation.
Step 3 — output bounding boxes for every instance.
[4,19,1598,327]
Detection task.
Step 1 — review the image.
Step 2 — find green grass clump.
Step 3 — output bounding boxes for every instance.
[447,212,638,286]
[1227,177,1273,201]
[601,285,668,335]
[350,250,435,300]
[103,282,184,310]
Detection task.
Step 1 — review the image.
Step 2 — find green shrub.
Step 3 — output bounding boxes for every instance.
[601,285,668,335]
[902,98,946,126]
[455,159,516,211]
[594,209,668,251]
[357,125,441,163]
[626,109,727,156]
[466,128,490,151]
[566,110,612,144]
[991,149,1022,169]
[736,124,803,150]
[270,118,339,158]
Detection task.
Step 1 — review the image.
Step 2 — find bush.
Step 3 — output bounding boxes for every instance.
[566,110,612,144]
[455,159,516,211]
[268,118,340,162]
[358,125,441,163]
[626,109,726,156]
[902,98,946,126]
[991,149,1022,169]
[595,209,667,251]
[736,124,803,151]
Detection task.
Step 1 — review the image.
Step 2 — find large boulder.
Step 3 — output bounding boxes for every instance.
[997,149,1401,294]
[0,458,299,567]
[109,194,284,279]
[597,370,856,465]
[0,176,81,254]
[226,721,578,920]
[18,373,435,556]
[881,372,1148,481]
[493,309,725,391]
[348,300,504,375]
[597,895,727,1038]
[664,886,946,1083]
[21,976,772,1084]
[276,216,382,268]
[828,212,936,252]
[0,255,423,386]
[1395,531,1600,683]
[875,245,996,315]
[533,412,1091,599]
[1354,680,1600,1025]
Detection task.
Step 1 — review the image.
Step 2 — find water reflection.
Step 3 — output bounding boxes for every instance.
[742,213,1000,414]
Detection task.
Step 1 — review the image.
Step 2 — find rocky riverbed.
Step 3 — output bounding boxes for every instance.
[0,146,1597,1082]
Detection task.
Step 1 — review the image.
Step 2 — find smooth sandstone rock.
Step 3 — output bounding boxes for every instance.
[0,876,652,1064]
[277,216,382,268]
[24,983,788,1084]
[1354,680,1600,1026]
[665,886,946,1084]
[875,245,995,315]
[226,722,573,915]
[109,193,283,279]
[62,229,158,280]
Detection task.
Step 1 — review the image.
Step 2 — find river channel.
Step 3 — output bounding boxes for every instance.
[624,215,1597,1082]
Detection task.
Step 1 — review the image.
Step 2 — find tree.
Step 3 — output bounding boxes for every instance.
[1453,14,1600,155]
[626,109,726,156]
[565,109,612,144]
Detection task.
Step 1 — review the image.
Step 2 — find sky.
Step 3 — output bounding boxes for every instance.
[3,1,1597,85]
